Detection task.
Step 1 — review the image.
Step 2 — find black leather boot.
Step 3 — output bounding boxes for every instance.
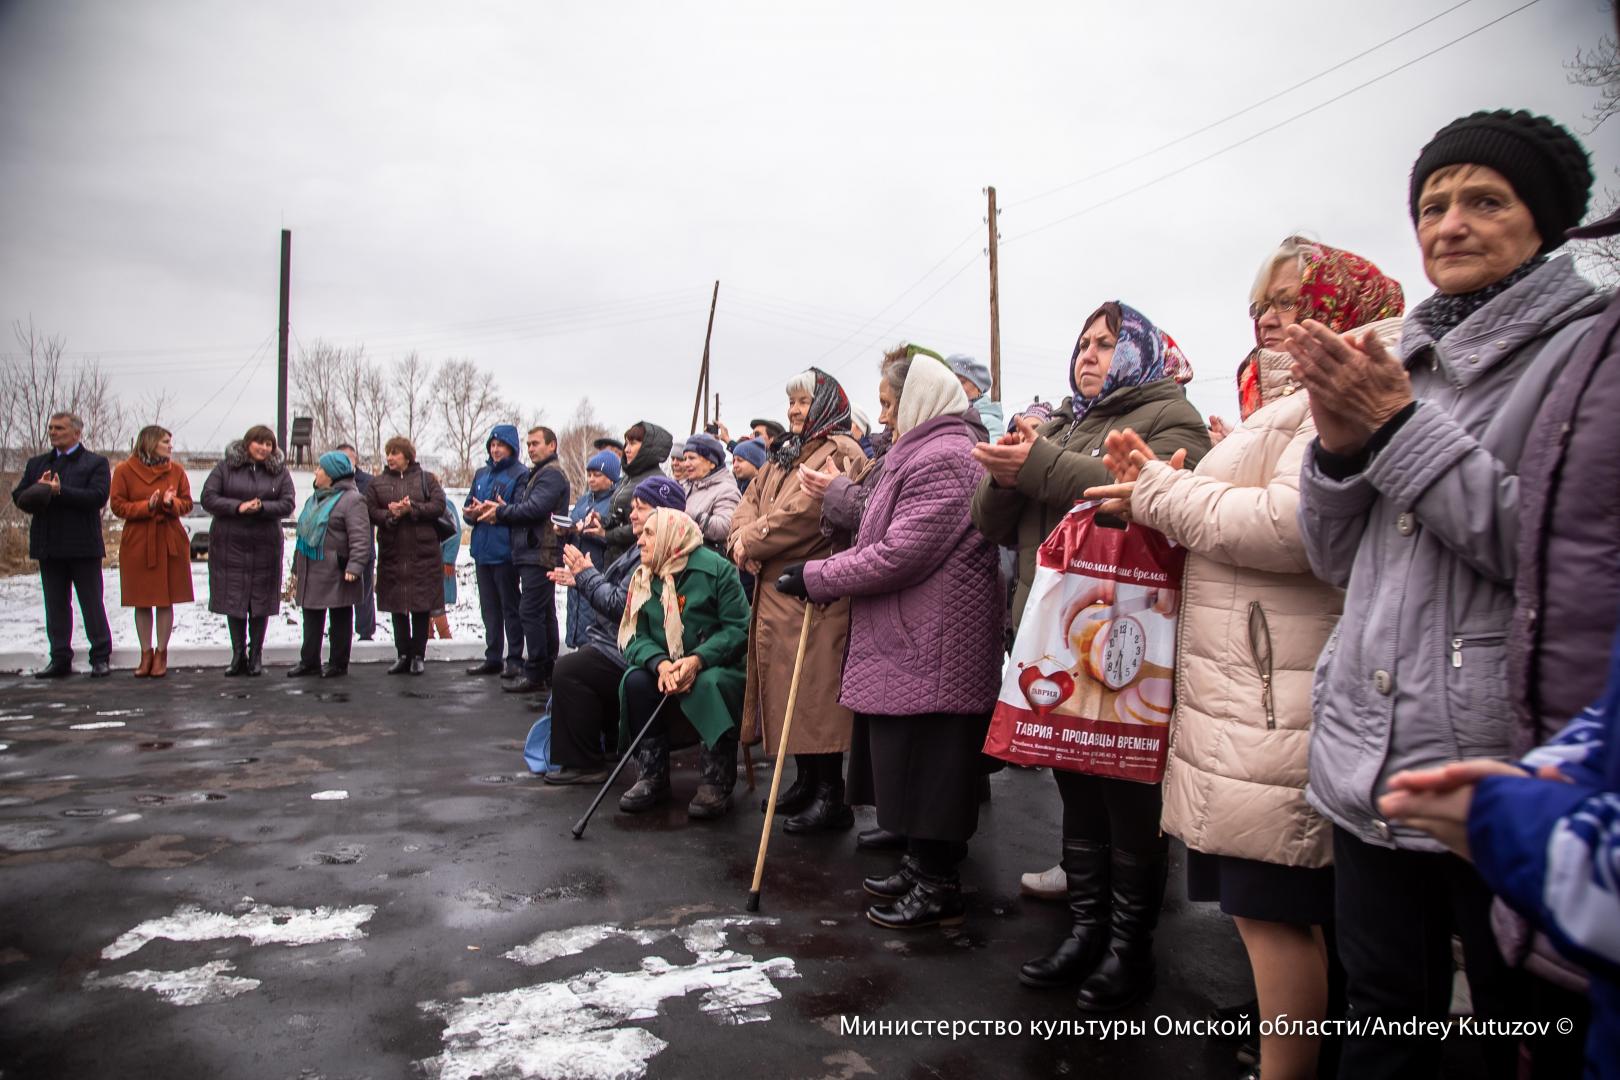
[866,867,964,930]
[761,755,815,815]
[619,735,670,813]
[1075,848,1168,1012]
[285,660,320,678]
[688,735,738,820]
[857,826,907,851]
[245,645,264,677]
[224,648,247,677]
[387,655,412,675]
[783,774,855,834]
[863,855,920,900]
[1019,839,1111,988]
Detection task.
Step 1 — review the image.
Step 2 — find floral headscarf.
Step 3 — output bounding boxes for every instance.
[617,508,704,658]
[1070,301,1179,422]
[772,366,852,468]
[1238,239,1405,420]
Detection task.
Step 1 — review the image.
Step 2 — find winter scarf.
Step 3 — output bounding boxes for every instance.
[617,508,703,657]
[772,367,852,468]
[296,484,343,562]
[1069,302,1175,422]
[895,350,969,438]
[1412,254,1548,341]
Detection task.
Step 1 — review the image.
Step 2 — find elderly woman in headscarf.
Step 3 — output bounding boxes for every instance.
[728,368,870,833]
[971,302,1210,1009]
[777,350,1003,929]
[615,507,752,819]
[288,450,373,678]
[1088,240,1403,1076]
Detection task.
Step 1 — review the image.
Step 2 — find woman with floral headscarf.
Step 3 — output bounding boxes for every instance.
[729,367,869,834]
[971,302,1210,1007]
[615,507,751,818]
[1087,239,1403,1075]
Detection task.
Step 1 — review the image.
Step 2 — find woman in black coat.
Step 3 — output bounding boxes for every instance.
[364,436,448,674]
[201,424,296,676]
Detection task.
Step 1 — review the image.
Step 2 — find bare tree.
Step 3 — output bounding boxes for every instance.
[71,360,130,456]
[556,397,612,497]
[1568,18,1620,284]
[291,338,345,452]
[392,351,437,449]
[358,360,391,469]
[4,318,68,460]
[432,358,506,485]
[334,344,370,450]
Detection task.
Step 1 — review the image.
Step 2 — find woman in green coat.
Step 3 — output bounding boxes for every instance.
[617,507,752,819]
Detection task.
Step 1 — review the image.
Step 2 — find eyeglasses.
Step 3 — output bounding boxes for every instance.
[1249,293,1301,321]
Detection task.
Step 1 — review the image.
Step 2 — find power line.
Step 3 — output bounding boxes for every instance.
[1001,0,1542,246]
[1002,0,1475,211]
[170,330,276,434]
[201,344,275,451]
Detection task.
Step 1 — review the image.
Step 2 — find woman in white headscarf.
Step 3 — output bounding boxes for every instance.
[777,351,1003,930]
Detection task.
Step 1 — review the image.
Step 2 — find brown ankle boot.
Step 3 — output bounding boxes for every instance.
[134,649,154,677]
[149,648,168,678]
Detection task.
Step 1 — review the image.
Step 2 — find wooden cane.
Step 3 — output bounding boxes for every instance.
[746,601,815,911]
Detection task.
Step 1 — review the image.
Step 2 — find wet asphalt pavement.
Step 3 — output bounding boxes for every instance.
[0,659,1366,1078]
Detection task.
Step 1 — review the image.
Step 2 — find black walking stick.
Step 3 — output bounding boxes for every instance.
[571,692,672,839]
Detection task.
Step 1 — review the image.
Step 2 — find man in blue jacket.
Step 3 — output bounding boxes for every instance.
[10,412,113,677]
[462,424,526,677]
[479,425,569,695]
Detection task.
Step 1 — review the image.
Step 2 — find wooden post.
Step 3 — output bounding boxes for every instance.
[986,187,1001,403]
[277,229,292,450]
[713,392,721,430]
[690,280,720,434]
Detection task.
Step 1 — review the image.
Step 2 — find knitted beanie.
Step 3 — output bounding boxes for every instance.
[731,438,768,469]
[586,449,622,483]
[1408,110,1592,254]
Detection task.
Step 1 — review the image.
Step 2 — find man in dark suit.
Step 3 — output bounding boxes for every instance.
[10,412,113,677]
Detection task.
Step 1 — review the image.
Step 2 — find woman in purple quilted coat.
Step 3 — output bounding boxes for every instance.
[780,350,1004,930]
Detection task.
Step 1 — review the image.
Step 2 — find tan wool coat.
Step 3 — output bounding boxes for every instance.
[1132,322,1397,868]
[728,434,868,754]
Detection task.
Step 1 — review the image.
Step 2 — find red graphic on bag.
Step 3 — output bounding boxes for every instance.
[984,502,1186,783]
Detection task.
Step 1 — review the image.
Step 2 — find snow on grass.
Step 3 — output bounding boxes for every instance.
[102,902,378,960]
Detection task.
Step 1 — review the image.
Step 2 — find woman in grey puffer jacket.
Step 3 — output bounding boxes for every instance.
[1290,109,1605,1079]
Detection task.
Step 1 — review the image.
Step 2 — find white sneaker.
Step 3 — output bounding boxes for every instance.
[1019,863,1066,900]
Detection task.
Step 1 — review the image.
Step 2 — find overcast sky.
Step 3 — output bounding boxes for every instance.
[0,0,1613,453]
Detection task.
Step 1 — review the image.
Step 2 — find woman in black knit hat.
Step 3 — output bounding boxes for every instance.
[1284,109,1607,1080]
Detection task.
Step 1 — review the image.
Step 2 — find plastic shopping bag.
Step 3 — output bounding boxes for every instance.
[523,713,559,775]
[983,501,1186,783]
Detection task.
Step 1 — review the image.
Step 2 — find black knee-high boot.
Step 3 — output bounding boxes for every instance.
[784,752,854,834]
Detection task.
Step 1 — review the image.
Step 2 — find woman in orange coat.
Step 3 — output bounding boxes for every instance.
[109,425,194,676]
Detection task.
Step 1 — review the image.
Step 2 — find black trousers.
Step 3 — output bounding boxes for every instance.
[390,612,430,658]
[1053,770,1168,856]
[39,557,112,664]
[550,646,626,769]
[226,614,269,652]
[1332,825,1522,1079]
[301,607,354,669]
[475,562,523,667]
[622,665,688,741]
[517,564,559,681]
[354,554,376,639]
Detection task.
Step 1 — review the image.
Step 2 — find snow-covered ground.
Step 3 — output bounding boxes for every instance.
[0,471,572,669]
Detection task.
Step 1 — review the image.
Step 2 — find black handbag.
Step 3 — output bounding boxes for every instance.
[418,472,457,542]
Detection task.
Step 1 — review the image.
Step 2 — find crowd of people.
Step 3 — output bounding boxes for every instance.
[9,107,1620,1078]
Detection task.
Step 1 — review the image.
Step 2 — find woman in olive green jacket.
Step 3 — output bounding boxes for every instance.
[617,508,752,820]
[972,301,1209,1013]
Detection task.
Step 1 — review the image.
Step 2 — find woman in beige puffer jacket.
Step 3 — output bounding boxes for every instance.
[1095,238,1403,1080]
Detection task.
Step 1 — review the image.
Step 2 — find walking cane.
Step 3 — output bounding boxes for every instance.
[571,693,672,840]
[745,601,815,911]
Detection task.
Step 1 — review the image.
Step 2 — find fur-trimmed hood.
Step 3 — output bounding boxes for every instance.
[223,439,287,475]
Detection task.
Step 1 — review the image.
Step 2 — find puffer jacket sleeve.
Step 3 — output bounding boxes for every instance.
[341,491,372,572]
[1131,422,1314,575]
[698,480,740,543]
[264,470,296,520]
[1362,401,1519,584]
[201,464,235,517]
[577,550,637,622]
[804,452,979,601]
[1297,452,1376,589]
[820,474,865,535]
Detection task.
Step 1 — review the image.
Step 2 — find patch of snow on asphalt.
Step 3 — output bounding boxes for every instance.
[68,721,126,730]
[310,789,349,800]
[102,902,378,960]
[85,959,260,1005]
[422,916,795,1080]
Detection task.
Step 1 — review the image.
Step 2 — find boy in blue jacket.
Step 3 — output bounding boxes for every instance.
[462,424,525,677]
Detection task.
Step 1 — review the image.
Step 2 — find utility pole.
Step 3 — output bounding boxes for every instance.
[986,187,1001,403]
[714,392,721,430]
[690,280,720,434]
[277,229,292,450]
